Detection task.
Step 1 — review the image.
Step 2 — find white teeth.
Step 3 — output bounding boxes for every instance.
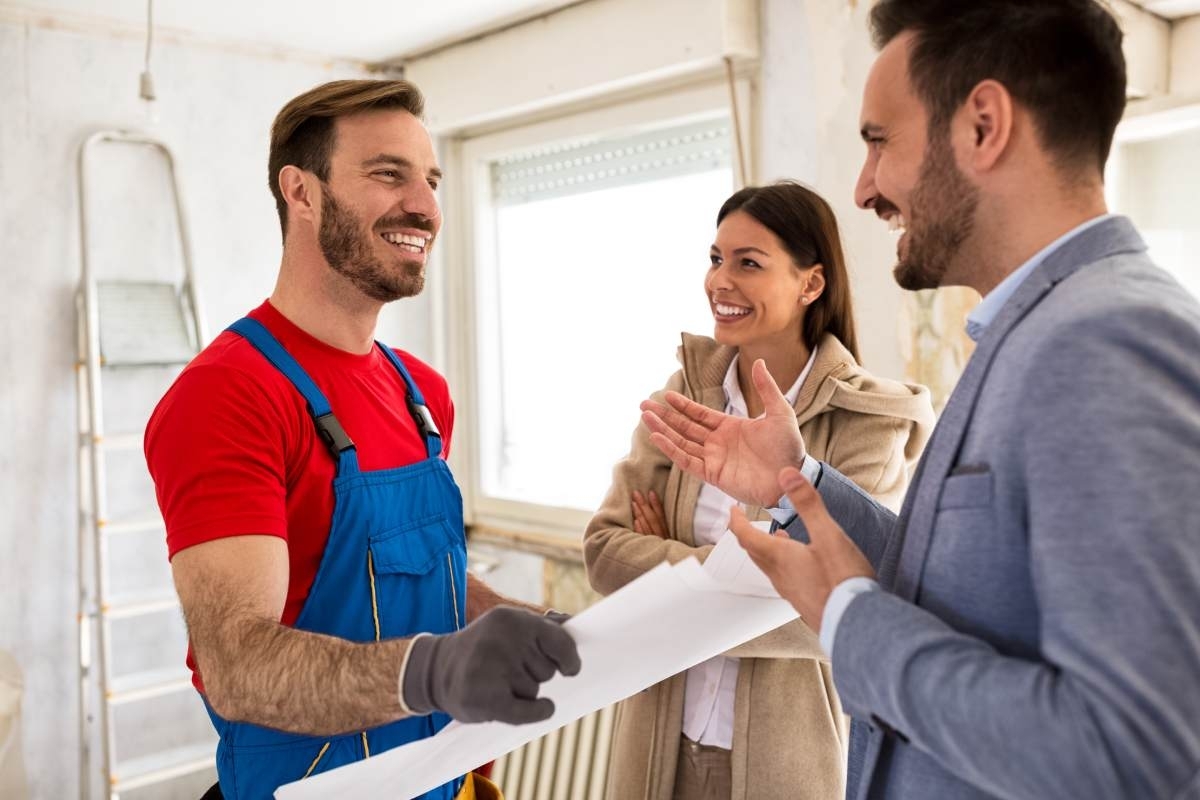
[381,232,431,250]
[715,303,750,317]
[887,215,907,235]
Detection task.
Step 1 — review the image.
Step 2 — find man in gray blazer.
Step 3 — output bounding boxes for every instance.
[640,1,1200,798]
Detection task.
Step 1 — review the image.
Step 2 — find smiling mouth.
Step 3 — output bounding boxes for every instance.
[713,302,751,321]
[380,231,431,254]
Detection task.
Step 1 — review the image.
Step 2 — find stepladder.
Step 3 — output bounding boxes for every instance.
[76,130,217,799]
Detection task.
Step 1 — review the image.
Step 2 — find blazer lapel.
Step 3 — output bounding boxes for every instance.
[887,217,1146,602]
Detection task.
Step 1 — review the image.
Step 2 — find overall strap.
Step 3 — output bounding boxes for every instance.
[375,343,443,460]
[227,317,360,476]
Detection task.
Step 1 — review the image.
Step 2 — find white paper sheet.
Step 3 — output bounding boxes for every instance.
[276,528,794,800]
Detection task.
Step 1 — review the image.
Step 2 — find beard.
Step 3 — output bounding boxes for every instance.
[892,131,980,291]
[318,185,428,302]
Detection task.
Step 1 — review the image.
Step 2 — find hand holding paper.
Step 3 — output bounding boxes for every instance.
[402,606,580,724]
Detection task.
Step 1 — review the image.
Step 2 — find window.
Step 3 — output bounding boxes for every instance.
[448,85,743,534]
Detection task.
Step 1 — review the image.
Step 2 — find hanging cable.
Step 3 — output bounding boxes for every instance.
[724,55,747,189]
[139,0,156,101]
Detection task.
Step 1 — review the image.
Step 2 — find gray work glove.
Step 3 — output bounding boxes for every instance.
[401,605,581,724]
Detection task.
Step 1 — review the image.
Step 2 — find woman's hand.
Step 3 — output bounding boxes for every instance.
[640,359,806,508]
[631,490,668,538]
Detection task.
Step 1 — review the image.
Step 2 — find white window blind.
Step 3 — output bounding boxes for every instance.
[470,115,734,516]
[490,118,732,206]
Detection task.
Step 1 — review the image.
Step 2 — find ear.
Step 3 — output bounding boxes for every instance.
[802,264,826,304]
[959,79,1013,174]
[278,165,320,229]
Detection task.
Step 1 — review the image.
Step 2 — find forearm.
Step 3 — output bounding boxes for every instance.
[584,524,711,595]
[465,572,542,622]
[196,614,413,737]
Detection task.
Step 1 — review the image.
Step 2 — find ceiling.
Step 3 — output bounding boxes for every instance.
[1130,0,1200,17]
[0,0,583,63]
[3,0,1197,65]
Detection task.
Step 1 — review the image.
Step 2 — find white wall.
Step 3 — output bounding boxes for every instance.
[1112,0,1172,99]
[1171,15,1200,96]
[757,0,906,379]
[0,16,437,798]
[405,0,757,133]
[1114,125,1200,298]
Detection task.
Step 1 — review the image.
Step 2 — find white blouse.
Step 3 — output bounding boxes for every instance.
[681,349,815,748]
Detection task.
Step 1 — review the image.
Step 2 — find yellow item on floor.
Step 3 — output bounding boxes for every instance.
[455,771,503,800]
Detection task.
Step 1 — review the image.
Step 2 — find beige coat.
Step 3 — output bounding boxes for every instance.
[584,332,934,800]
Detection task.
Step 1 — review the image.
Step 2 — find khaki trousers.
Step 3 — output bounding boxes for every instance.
[671,737,731,800]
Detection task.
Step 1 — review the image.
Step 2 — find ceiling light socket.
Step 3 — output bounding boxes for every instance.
[139,71,156,102]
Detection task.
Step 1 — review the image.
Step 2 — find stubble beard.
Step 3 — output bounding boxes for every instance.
[318,186,426,303]
[893,130,980,292]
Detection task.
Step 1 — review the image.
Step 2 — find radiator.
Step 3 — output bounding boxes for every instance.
[491,703,617,800]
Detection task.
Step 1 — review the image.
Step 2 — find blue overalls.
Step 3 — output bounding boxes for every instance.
[206,317,468,800]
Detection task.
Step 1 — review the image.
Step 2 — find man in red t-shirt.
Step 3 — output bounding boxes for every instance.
[147,80,578,799]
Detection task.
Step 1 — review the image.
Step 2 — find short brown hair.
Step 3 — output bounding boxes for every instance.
[717,181,860,362]
[870,0,1126,176]
[268,79,425,239]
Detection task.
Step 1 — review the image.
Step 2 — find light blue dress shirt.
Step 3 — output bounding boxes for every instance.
[770,214,1116,656]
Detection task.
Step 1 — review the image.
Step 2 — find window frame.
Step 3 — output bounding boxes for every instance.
[439,77,752,540]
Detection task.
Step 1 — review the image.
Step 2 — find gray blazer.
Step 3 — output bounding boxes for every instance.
[794,217,1200,799]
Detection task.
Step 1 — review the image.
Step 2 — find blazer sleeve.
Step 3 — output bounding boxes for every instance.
[583,369,713,597]
[794,465,899,571]
[829,303,1200,799]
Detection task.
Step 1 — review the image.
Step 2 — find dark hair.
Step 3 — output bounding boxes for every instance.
[717,181,860,362]
[268,79,425,240]
[870,0,1126,174]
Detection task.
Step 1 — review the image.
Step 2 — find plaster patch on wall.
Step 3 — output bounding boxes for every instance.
[543,559,602,616]
[898,287,978,413]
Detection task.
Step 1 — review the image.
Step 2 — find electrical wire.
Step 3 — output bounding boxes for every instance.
[724,55,748,189]
[139,0,156,101]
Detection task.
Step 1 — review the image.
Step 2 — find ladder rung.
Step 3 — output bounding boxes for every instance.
[107,666,194,705]
[95,281,198,367]
[112,741,216,792]
[98,514,163,535]
[102,591,179,619]
[100,356,193,369]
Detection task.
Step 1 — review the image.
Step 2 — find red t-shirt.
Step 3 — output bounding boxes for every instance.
[145,300,454,688]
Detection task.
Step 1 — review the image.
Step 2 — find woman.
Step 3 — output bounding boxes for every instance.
[584,181,934,800]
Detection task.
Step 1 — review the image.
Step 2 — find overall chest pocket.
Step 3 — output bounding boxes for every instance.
[369,513,457,575]
[367,513,463,637]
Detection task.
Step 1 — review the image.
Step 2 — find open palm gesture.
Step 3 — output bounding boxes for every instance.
[639,359,807,507]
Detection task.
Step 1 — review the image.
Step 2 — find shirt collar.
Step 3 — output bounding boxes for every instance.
[965,213,1115,342]
[723,346,816,417]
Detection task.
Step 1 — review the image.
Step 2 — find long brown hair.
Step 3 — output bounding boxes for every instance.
[716,180,860,361]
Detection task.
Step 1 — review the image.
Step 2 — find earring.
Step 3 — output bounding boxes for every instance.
[801,296,811,305]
